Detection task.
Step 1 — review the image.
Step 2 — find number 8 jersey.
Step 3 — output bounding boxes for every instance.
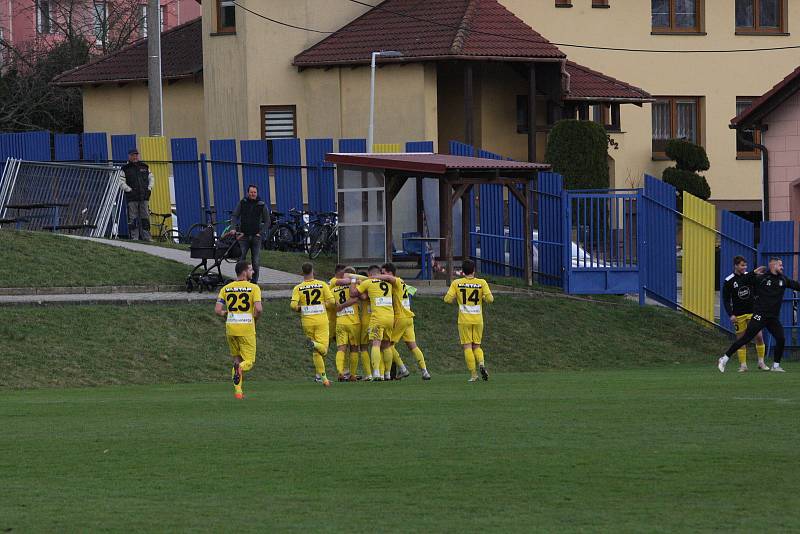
[217,280,263,336]
[444,276,494,324]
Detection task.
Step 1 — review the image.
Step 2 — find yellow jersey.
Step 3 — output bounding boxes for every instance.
[392,276,415,319]
[329,276,361,326]
[291,279,335,325]
[444,276,494,324]
[356,277,396,322]
[217,280,262,336]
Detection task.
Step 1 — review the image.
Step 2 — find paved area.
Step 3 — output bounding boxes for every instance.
[65,235,303,285]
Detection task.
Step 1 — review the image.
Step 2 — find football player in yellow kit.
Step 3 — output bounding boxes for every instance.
[444,259,494,382]
[215,260,263,399]
[352,265,399,381]
[381,262,431,380]
[290,262,335,386]
[330,265,362,381]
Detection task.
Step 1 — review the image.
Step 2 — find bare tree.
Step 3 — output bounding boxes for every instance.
[0,0,177,132]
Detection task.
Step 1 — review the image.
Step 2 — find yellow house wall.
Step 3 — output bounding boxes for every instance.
[82,80,206,151]
[502,0,800,205]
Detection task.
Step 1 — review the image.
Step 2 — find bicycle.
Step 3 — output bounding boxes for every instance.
[307,211,338,259]
[183,208,233,245]
[150,211,183,243]
[263,210,295,251]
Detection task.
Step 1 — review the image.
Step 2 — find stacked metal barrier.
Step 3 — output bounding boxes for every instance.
[0,158,124,237]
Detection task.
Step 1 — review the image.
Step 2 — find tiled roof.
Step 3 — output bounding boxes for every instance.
[730,65,800,127]
[293,0,565,67]
[325,152,549,174]
[52,18,202,86]
[564,61,652,102]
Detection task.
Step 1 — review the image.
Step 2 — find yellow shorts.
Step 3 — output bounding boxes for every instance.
[391,317,416,344]
[336,323,361,347]
[458,324,484,345]
[734,314,752,334]
[367,315,393,342]
[226,334,256,371]
[302,322,330,353]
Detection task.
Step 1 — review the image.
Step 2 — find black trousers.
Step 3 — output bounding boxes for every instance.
[238,234,262,283]
[725,314,785,363]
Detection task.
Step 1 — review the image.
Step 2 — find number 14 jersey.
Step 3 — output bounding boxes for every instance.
[217,280,262,337]
[444,277,494,324]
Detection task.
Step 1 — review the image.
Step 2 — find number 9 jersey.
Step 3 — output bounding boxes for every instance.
[217,280,262,336]
[444,276,494,324]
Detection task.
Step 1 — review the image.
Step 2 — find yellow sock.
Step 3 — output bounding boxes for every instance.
[361,350,372,375]
[392,347,405,368]
[312,353,327,378]
[737,347,747,365]
[411,347,426,369]
[350,352,360,375]
[371,345,382,374]
[382,349,393,375]
[335,350,346,375]
[464,348,476,375]
[757,343,766,362]
[474,347,485,366]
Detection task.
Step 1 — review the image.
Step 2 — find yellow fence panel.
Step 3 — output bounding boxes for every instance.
[372,143,402,153]
[138,136,171,218]
[682,193,716,323]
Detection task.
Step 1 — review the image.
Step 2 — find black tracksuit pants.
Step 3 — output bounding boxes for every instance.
[725,314,785,363]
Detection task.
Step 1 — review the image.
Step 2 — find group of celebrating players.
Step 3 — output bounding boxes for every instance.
[215,258,494,398]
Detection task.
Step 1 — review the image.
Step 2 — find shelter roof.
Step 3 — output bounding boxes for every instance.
[325,152,550,176]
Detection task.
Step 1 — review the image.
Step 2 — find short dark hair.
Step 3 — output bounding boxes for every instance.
[127,148,139,155]
[301,262,314,275]
[462,259,476,275]
[235,260,251,275]
[367,264,381,275]
[335,264,346,274]
[247,184,258,192]
[358,271,368,277]
[381,262,396,275]
[733,255,746,266]
[769,257,782,263]
[343,266,356,274]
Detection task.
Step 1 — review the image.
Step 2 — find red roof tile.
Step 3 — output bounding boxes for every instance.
[730,65,800,127]
[325,152,549,175]
[52,18,202,86]
[564,61,651,102]
[293,0,565,67]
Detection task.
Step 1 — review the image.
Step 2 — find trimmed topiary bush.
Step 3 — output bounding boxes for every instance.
[662,138,711,201]
[545,119,610,190]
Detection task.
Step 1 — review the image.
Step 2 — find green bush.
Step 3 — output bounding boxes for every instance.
[544,119,610,190]
[665,139,709,172]
[663,167,711,200]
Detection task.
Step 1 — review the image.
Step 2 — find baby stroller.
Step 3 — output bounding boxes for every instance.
[186,226,242,292]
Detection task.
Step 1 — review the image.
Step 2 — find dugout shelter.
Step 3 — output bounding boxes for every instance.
[325,152,549,284]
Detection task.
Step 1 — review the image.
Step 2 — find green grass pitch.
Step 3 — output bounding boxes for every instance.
[3,370,800,532]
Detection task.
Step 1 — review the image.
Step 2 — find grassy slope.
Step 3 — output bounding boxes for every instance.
[2,372,800,532]
[0,231,187,287]
[0,295,725,389]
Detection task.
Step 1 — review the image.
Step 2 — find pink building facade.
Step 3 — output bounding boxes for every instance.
[0,0,200,60]
[732,67,800,222]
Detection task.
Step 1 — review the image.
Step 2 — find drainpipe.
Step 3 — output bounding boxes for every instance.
[734,126,769,222]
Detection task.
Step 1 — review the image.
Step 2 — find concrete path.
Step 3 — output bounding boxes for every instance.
[66,235,303,285]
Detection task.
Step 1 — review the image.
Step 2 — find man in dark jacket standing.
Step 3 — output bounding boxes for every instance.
[231,184,270,284]
[120,148,155,241]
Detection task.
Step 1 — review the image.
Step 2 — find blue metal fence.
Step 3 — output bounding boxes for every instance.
[209,139,240,229]
[536,172,564,287]
[81,133,108,162]
[171,138,203,234]
[305,138,335,213]
[273,138,303,215]
[54,134,79,162]
[758,221,796,348]
[239,140,271,207]
[642,175,678,307]
[719,210,756,333]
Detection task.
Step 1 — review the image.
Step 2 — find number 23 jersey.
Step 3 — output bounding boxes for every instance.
[291,279,335,325]
[444,277,494,324]
[217,281,262,336]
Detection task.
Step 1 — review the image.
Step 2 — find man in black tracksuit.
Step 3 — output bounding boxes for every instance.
[230,184,270,284]
[721,255,766,372]
[719,257,800,373]
[120,148,155,241]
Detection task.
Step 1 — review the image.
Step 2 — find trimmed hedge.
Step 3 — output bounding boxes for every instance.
[665,139,709,172]
[663,168,711,200]
[544,119,610,190]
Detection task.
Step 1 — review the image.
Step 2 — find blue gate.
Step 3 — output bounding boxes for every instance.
[565,190,643,294]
